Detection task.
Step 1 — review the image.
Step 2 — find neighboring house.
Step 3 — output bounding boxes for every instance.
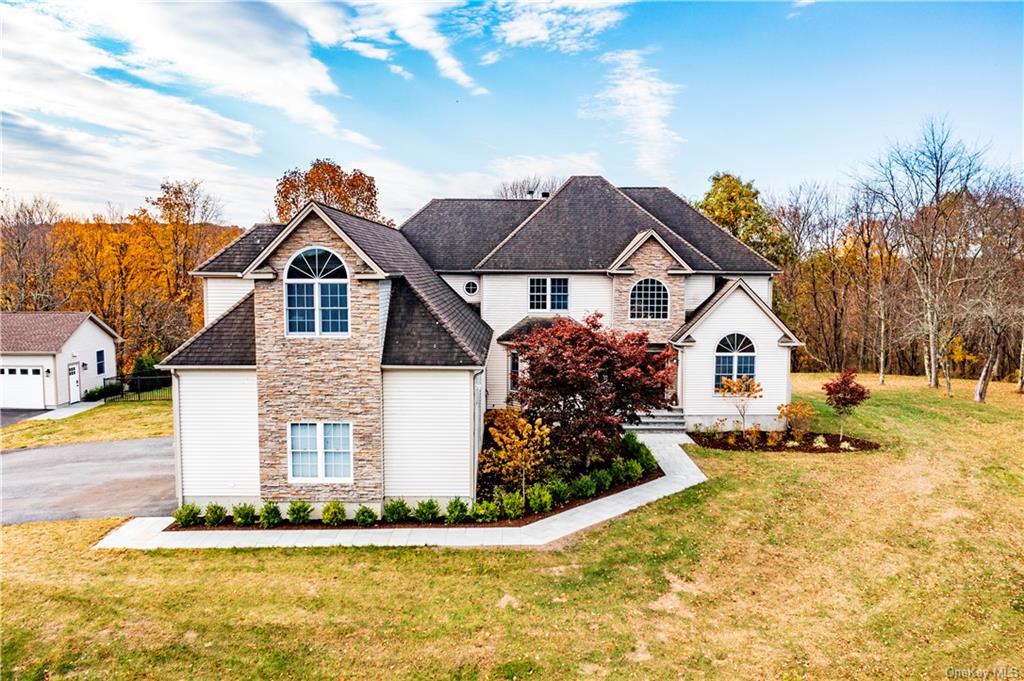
[0,312,122,410]
[161,175,800,513]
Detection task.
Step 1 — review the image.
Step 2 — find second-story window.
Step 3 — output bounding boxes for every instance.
[528,277,569,311]
[629,278,669,319]
[285,247,349,336]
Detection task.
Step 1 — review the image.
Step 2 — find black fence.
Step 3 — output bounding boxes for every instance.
[102,374,172,402]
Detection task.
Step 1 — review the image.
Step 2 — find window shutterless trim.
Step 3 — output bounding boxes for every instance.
[527,276,570,312]
[286,421,354,483]
[283,246,351,338]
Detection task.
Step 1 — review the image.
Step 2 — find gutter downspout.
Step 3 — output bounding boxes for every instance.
[170,370,183,507]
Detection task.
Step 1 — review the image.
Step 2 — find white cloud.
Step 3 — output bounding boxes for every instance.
[581,49,682,182]
[492,1,629,54]
[480,50,503,66]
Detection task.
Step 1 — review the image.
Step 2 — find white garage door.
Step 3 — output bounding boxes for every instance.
[1,366,46,409]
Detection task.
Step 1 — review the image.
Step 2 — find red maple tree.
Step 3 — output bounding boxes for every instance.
[510,313,675,467]
[822,368,870,440]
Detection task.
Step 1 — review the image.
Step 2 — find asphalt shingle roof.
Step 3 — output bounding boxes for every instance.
[475,176,717,271]
[194,224,286,273]
[160,292,256,367]
[0,312,113,353]
[619,187,779,272]
[399,199,542,271]
[495,315,578,344]
[382,279,479,366]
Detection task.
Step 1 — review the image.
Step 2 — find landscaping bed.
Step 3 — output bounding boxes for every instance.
[688,430,880,453]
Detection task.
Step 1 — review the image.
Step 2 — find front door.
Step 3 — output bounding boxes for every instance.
[67,363,81,403]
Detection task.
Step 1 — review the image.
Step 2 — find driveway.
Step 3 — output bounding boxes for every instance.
[1,409,48,427]
[1,437,176,525]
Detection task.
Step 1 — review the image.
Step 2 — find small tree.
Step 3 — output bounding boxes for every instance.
[822,369,870,440]
[511,314,675,467]
[716,376,763,429]
[480,409,551,498]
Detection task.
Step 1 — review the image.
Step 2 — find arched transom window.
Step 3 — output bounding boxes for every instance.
[629,278,669,319]
[714,333,755,389]
[285,247,349,335]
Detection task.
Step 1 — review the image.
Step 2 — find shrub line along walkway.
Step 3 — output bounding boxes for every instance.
[95,432,704,550]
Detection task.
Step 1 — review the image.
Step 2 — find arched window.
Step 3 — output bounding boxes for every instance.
[285,247,349,336]
[629,278,669,319]
[714,333,755,389]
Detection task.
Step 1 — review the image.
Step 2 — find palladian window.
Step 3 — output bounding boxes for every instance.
[285,247,349,336]
[714,333,756,389]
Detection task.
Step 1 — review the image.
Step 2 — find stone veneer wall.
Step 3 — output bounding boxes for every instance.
[613,238,687,342]
[254,214,384,503]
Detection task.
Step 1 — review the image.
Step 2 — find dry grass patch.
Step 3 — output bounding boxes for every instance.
[1,375,1021,679]
[0,400,172,451]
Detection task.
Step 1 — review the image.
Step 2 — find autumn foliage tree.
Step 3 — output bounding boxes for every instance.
[696,172,795,266]
[274,158,388,224]
[480,408,552,498]
[716,376,763,429]
[510,314,675,467]
[822,369,870,440]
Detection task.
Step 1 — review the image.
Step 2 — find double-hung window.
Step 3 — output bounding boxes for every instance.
[528,277,569,311]
[508,351,520,392]
[95,349,106,375]
[714,333,756,390]
[289,422,353,482]
[285,248,349,336]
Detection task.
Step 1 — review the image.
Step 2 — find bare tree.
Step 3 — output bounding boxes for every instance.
[859,120,985,393]
[493,175,564,199]
[0,195,68,311]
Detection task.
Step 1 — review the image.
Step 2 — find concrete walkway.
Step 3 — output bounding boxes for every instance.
[28,400,103,421]
[95,431,705,550]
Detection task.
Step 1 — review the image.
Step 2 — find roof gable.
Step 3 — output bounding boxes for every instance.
[608,230,691,272]
[669,279,801,346]
[475,176,717,271]
[0,312,121,353]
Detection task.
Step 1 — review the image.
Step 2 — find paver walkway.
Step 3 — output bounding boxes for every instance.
[95,431,705,550]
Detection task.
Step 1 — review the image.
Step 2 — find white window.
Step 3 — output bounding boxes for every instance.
[95,349,106,376]
[528,277,569,311]
[629,278,669,319]
[463,280,478,296]
[288,422,353,482]
[714,333,756,389]
[285,247,349,336]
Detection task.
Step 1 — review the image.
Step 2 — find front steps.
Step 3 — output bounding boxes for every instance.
[627,409,688,432]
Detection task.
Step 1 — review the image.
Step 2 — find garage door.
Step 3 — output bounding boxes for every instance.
[1,366,46,409]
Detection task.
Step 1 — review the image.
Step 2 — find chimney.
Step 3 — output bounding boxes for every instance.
[541,191,550,198]
[526,189,535,198]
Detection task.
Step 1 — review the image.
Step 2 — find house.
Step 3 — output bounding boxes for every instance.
[0,312,122,410]
[160,176,801,513]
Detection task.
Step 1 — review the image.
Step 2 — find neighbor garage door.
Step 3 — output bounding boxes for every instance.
[0,366,46,409]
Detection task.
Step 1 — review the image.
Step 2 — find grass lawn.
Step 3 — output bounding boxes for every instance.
[0,400,172,451]
[2,375,1022,679]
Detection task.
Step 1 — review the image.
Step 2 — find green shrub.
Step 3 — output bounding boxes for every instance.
[638,446,658,474]
[321,500,346,526]
[622,431,644,459]
[83,382,122,402]
[570,474,597,499]
[526,483,553,514]
[609,457,630,485]
[548,477,571,505]
[232,502,256,526]
[445,498,469,525]
[472,500,500,523]
[382,498,411,523]
[624,458,643,482]
[287,500,312,525]
[591,469,612,492]
[354,505,378,527]
[412,499,441,523]
[172,502,202,528]
[204,502,226,526]
[258,502,282,529]
[499,491,525,520]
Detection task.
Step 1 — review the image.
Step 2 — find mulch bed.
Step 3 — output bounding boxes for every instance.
[166,466,665,532]
[688,431,880,453]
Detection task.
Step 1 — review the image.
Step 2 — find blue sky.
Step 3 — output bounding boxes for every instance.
[4,1,1021,226]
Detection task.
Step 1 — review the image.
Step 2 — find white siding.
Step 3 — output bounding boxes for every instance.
[177,370,260,502]
[441,274,481,303]
[55,320,117,404]
[204,278,254,324]
[740,276,772,305]
[684,275,715,310]
[480,273,612,407]
[680,288,791,429]
[383,369,476,500]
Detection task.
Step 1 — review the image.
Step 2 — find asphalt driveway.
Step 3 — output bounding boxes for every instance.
[1,437,176,525]
[1,409,47,427]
